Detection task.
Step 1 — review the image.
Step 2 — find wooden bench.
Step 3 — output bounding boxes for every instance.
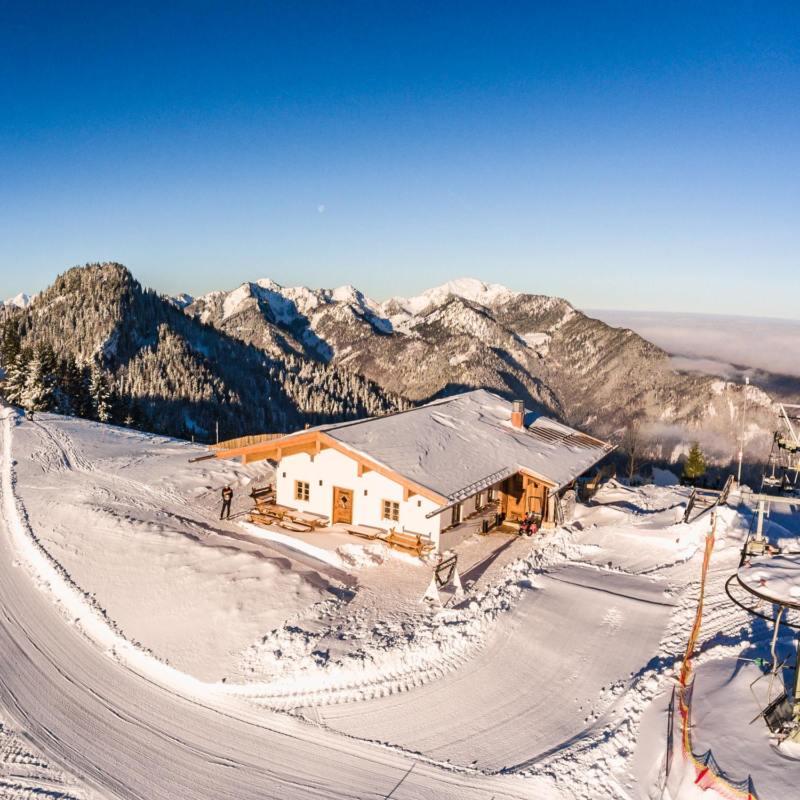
[346,524,385,540]
[287,510,329,531]
[249,485,275,510]
[382,529,435,558]
[279,518,314,533]
[247,502,293,526]
[248,509,315,533]
[247,502,328,532]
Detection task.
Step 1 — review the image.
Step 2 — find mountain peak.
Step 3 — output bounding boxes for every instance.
[387,277,518,316]
[4,292,32,309]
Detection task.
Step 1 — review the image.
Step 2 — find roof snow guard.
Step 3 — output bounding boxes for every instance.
[324,389,613,508]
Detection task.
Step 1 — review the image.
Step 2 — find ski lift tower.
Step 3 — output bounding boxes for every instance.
[767,404,800,494]
[729,554,800,742]
[726,485,800,742]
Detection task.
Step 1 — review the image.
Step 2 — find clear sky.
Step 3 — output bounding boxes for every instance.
[1,1,798,317]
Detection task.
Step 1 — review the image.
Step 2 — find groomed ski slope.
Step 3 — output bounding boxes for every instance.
[1,407,799,799]
[0,407,534,800]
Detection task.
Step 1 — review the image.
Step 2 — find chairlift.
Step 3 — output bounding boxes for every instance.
[727,552,800,744]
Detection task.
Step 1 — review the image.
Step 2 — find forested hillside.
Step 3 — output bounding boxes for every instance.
[0,264,408,441]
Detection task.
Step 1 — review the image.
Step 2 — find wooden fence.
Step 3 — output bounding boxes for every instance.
[209,433,285,451]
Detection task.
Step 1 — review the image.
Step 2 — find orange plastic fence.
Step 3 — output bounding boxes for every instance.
[673,513,758,800]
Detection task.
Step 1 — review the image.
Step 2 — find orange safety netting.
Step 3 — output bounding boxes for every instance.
[674,513,758,800]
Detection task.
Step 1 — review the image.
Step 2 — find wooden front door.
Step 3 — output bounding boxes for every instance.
[503,474,526,520]
[526,480,547,516]
[332,487,354,525]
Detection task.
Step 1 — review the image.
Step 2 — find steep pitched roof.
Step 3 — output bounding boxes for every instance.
[324,389,612,501]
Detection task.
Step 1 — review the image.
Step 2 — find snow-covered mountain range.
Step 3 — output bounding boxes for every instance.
[0,266,784,465]
[0,264,406,441]
[185,276,779,465]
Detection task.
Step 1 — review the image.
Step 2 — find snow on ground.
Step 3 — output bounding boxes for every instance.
[0,406,534,800]
[313,563,673,772]
[0,710,90,800]
[10,412,340,680]
[2,407,800,799]
[671,502,800,800]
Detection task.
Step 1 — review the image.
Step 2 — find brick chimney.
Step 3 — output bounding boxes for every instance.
[511,399,525,429]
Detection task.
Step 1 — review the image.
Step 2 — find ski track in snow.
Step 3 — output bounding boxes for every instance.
[0,407,541,799]
[2,406,791,799]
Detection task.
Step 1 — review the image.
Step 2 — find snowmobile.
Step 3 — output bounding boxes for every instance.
[518,512,540,537]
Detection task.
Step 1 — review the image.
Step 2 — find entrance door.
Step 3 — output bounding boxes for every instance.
[332,487,354,525]
[503,474,526,520]
[526,480,547,517]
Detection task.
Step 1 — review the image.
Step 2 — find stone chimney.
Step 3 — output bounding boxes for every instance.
[511,399,525,429]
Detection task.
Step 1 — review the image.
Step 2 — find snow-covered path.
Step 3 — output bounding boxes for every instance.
[0,410,534,800]
[315,564,674,771]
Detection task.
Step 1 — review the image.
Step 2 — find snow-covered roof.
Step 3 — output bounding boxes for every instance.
[323,389,613,501]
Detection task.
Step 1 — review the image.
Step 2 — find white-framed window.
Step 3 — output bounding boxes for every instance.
[382,499,400,522]
[295,480,310,502]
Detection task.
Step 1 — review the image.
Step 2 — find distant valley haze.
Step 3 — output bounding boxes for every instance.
[587,308,800,387]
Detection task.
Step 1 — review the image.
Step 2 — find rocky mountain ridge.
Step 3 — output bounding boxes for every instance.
[186,277,779,466]
[0,264,408,441]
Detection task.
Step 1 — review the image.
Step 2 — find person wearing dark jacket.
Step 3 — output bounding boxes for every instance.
[220,485,233,520]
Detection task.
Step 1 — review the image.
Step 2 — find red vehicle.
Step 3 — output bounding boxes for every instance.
[518,512,540,537]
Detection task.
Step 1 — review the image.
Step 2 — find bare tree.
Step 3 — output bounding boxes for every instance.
[622,419,644,483]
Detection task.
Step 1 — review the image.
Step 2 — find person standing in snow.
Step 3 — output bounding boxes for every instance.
[220,485,233,520]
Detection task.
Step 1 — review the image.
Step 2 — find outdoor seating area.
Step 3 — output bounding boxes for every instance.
[244,489,435,557]
[383,529,435,558]
[247,503,328,534]
[343,523,435,558]
[246,483,329,531]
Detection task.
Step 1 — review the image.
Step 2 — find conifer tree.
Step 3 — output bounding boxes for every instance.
[682,442,707,483]
[89,363,112,422]
[4,349,31,406]
[0,320,21,369]
[22,350,55,412]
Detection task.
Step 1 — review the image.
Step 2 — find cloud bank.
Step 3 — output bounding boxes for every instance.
[587,309,800,380]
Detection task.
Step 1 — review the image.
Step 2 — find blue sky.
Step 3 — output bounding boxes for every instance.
[1,1,798,317]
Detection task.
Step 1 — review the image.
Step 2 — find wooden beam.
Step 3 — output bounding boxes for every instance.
[213,430,318,462]
[517,466,556,489]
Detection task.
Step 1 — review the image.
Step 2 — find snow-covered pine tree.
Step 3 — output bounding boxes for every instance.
[22,349,55,412]
[0,320,21,370]
[74,362,94,418]
[89,363,112,422]
[4,349,31,406]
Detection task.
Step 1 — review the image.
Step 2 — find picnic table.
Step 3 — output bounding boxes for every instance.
[247,503,328,532]
[289,510,329,531]
[381,528,435,558]
[346,524,386,540]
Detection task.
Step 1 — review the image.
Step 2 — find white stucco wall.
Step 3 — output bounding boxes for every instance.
[274,448,443,546]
